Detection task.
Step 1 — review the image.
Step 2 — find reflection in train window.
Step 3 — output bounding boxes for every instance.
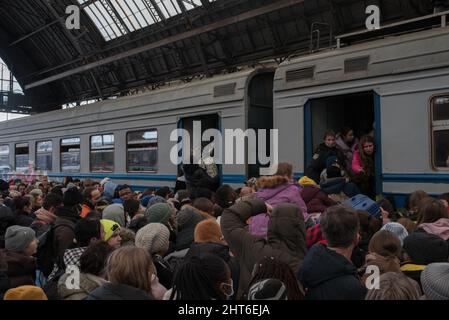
[127,129,157,172]
[15,143,29,173]
[0,145,9,168]
[61,137,80,173]
[90,134,114,172]
[36,141,52,171]
[431,95,449,169]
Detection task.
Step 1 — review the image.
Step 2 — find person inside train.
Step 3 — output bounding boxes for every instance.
[305,130,346,184]
[351,135,376,199]
[335,127,359,172]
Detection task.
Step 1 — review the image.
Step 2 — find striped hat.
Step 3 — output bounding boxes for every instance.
[421,263,449,300]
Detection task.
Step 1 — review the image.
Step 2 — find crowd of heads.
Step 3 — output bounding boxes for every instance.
[1,148,449,301]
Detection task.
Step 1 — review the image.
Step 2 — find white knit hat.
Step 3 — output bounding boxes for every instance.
[381,222,408,245]
[135,223,170,255]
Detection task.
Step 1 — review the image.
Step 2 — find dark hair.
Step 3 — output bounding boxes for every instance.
[358,135,375,175]
[64,176,73,185]
[170,254,229,300]
[192,188,213,200]
[43,193,63,211]
[123,199,141,219]
[377,198,395,215]
[155,187,172,199]
[248,256,303,300]
[320,205,359,248]
[406,190,428,211]
[340,127,353,137]
[82,187,96,200]
[438,192,449,202]
[368,230,402,258]
[356,210,382,245]
[323,130,336,140]
[50,185,64,197]
[417,197,449,225]
[275,163,293,178]
[80,241,114,275]
[75,219,102,247]
[214,185,236,209]
[193,197,214,215]
[13,196,31,211]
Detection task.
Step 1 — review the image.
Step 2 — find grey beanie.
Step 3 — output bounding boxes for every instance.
[421,263,449,300]
[5,226,36,253]
[381,222,408,245]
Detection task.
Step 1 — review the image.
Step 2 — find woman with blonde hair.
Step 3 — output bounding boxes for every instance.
[87,246,165,300]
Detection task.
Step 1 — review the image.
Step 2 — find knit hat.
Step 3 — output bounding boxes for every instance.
[177,207,204,230]
[135,223,170,254]
[144,203,172,225]
[63,186,83,207]
[247,279,287,300]
[194,219,222,243]
[326,165,342,178]
[5,226,36,253]
[103,181,117,199]
[298,176,317,187]
[381,222,409,245]
[403,232,449,265]
[102,204,126,227]
[100,219,121,241]
[29,189,43,198]
[4,285,48,300]
[147,195,167,207]
[140,195,154,208]
[421,263,449,300]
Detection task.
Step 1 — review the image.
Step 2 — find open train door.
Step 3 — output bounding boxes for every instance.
[304,91,382,198]
[177,113,221,189]
[246,71,275,179]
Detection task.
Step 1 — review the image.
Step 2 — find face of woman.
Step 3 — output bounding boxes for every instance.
[324,135,336,148]
[24,203,32,214]
[23,238,39,256]
[344,130,354,143]
[363,142,374,155]
[107,234,122,249]
[35,195,43,207]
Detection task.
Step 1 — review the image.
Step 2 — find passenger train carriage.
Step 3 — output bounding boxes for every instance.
[1,14,449,206]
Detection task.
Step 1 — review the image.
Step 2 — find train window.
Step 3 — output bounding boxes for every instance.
[431,95,449,169]
[90,134,114,172]
[0,145,9,168]
[36,141,52,172]
[126,130,158,172]
[15,143,29,173]
[432,96,449,121]
[61,137,80,173]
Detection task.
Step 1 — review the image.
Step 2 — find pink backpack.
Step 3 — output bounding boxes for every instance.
[249,213,270,238]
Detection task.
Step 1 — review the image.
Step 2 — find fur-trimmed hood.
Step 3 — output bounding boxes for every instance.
[257,175,290,189]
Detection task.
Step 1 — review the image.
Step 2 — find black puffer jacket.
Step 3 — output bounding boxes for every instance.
[297,244,367,300]
[221,197,307,298]
[86,283,154,300]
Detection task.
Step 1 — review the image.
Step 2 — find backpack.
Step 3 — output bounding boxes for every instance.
[31,220,75,278]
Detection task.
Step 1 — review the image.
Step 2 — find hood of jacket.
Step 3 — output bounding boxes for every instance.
[58,272,107,300]
[87,282,153,300]
[298,244,358,288]
[419,218,449,240]
[186,242,231,262]
[54,206,81,223]
[267,203,307,259]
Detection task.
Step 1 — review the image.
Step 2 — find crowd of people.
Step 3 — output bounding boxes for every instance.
[0,128,449,300]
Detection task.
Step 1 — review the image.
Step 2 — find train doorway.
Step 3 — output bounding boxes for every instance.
[247,71,275,178]
[304,91,381,196]
[178,113,221,189]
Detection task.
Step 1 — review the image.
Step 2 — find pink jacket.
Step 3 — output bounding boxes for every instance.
[352,150,363,174]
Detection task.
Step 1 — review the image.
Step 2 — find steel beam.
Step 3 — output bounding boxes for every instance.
[25,0,306,89]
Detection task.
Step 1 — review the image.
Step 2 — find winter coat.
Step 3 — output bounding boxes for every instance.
[86,282,154,300]
[2,250,36,291]
[418,218,449,241]
[152,254,173,289]
[221,198,307,298]
[53,206,80,265]
[305,143,347,183]
[12,209,34,227]
[183,164,218,192]
[335,136,358,171]
[0,204,14,248]
[58,272,107,300]
[297,244,367,300]
[300,185,335,213]
[256,176,308,220]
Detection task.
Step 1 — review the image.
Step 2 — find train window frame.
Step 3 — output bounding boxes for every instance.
[60,137,81,173]
[36,141,53,172]
[0,144,10,168]
[15,142,29,173]
[126,129,158,173]
[90,134,115,173]
[430,94,449,171]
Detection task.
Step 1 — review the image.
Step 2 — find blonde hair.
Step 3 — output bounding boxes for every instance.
[106,246,154,293]
[365,272,421,300]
